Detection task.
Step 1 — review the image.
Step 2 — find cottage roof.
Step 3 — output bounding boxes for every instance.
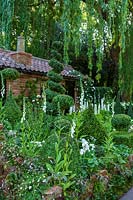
[0,49,80,79]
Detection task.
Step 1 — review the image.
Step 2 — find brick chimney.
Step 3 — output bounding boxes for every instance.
[9,36,32,66]
[17,36,25,52]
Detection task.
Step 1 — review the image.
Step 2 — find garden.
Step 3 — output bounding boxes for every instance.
[0,0,133,199]
[0,78,133,199]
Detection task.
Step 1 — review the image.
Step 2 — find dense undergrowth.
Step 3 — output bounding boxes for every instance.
[0,96,133,200]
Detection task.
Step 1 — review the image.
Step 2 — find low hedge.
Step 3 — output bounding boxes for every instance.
[111,114,131,131]
[112,131,133,147]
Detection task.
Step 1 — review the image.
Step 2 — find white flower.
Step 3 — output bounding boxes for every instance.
[42,89,47,113]
[70,120,76,138]
[8,130,16,136]
[29,186,32,190]
[36,95,41,98]
[80,149,85,155]
[80,138,95,155]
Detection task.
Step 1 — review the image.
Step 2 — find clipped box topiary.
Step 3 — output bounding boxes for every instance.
[111,114,131,131]
[112,131,133,147]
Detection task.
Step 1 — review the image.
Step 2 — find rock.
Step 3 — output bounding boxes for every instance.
[42,186,64,200]
[128,154,133,166]
[0,123,3,131]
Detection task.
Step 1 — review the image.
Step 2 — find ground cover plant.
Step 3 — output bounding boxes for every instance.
[0,93,133,200]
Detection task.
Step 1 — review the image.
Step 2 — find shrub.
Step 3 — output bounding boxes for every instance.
[78,105,106,144]
[1,68,20,80]
[53,94,74,113]
[50,50,62,61]
[48,80,66,94]
[46,41,73,115]
[48,58,63,73]
[96,110,112,133]
[111,114,131,131]
[54,117,71,133]
[2,90,22,129]
[47,71,63,83]
[114,95,125,114]
[45,89,58,101]
[112,131,133,147]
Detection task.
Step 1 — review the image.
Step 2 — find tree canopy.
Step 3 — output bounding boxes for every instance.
[0,0,133,99]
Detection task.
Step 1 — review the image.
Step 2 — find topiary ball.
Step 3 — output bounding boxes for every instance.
[111,114,131,131]
[53,94,74,112]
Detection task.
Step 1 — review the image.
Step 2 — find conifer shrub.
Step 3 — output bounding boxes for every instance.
[111,114,131,131]
[2,90,22,129]
[78,105,106,144]
[114,96,125,114]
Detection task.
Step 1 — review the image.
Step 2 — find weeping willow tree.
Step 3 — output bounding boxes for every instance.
[120,25,133,101]
[0,0,133,98]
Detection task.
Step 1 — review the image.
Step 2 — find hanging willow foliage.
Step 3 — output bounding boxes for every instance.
[0,0,132,77]
[0,0,14,49]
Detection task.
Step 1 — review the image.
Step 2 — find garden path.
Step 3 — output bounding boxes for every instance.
[119,187,133,200]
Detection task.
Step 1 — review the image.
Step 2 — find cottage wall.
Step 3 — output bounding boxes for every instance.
[5,73,78,108]
[6,73,47,97]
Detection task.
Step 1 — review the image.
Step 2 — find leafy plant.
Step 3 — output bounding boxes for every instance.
[78,105,106,144]
[1,90,22,129]
[1,68,20,80]
[111,114,131,131]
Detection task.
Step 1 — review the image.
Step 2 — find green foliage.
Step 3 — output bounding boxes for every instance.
[49,49,62,61]
[45,89,58,101]
[48,80,66,94]
[112,131,133,147]
[78,105,106,144]
[47,71,63,83]
[52,41,63,51]
[48,58,63,73]
[25,80,38,100]
[2,90,22,129]
[96,110,112,133]
[0,101,133,199]
[1,68,20,80]
[53,94,74,112]
[127,103,133,119]
[114,96,125,114]
[46,41,74,114]
[54,117,71,133]
[111,114,131,131]
[119,15,133,101]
